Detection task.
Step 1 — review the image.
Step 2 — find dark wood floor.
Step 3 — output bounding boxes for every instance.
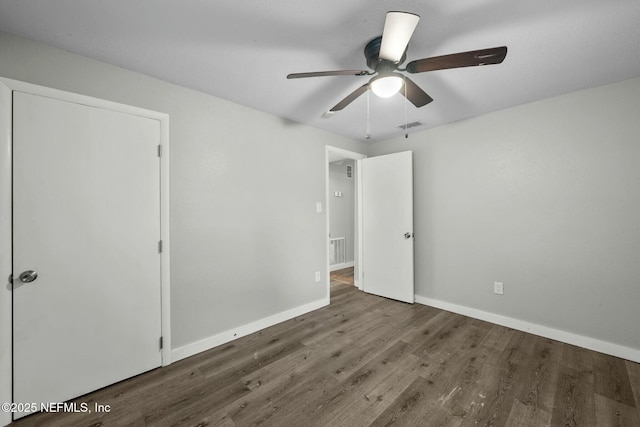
[10,269,640,426]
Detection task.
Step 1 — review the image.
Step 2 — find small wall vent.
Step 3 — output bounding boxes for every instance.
[397,121,423,130]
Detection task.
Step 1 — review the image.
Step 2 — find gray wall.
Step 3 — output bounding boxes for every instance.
[0,31,368,349]
[369,76,640,352]
[329,160,355,265]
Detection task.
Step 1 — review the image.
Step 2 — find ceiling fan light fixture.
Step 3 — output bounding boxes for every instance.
[370,74,404,98]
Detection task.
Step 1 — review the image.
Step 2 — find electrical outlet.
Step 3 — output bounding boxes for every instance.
[494,281,504,295]
[315,271,321,282]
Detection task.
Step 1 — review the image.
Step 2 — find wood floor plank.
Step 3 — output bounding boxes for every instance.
[226,366,335,426]
[301,297,405,348]
[594,393,640,427]
[235,339,416,426]
[513,336,564,414]
[368,375,433,426]
[299,297,390,346]
[327,306,432,382]
[457,359,505,426]
[305,341,418,426]
[9,282,640,427]
[505,399,552,427]
[396,310,456,349]
[324,353,429,426]
[562,343,595,373]
[225,314,417,423]
[369,375,458,427]
[372,324,492,426]
[231,305,423,417]
[626,360,640,419]
[462,332,534,427]
[411,313,472,360]
[197,332,305,380]
[549,370,596,427]
[227,361,342,426]
[439,343,498,422]
[592,352,637,407]
[479,324,517,353]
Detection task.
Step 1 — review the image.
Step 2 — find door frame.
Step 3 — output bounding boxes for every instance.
[0,77,171,425]
[325,146,367,293]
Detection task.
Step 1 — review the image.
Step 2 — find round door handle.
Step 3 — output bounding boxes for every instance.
[19,270,38,283]
[404,232,413,239]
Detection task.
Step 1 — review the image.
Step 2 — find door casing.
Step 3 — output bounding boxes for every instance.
[0,77,171,426]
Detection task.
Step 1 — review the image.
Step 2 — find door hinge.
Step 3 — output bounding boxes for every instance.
[158,240,163,253]
[157,145,162,157]
[159,336,164,349]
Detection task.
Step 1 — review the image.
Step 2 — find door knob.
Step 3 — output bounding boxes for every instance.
[404,232,413,239]
[19,270,38,283]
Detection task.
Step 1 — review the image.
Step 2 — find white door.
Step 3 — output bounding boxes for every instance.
[12,91,162,418]
[361,151,414,303]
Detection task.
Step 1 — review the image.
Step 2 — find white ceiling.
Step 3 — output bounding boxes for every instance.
[1,1,639,142]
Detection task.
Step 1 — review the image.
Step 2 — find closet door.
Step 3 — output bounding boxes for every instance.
[12,91,162,418]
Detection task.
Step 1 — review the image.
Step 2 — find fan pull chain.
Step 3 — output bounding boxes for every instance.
[365,87,371,140]
[404,76,408,139]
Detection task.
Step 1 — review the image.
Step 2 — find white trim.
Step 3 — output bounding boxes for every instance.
[159,112,172,366]
[329,261,355,272]
[355,159,364,291]
[0,81,12,427]
[0,77,165,119]
[415,295,640,364]
[0,78,172,424]
[327,146,368,161]
[171,297,329,362]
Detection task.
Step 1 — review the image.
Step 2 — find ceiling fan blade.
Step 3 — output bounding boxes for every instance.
[287,70,370,79]
[400,77,433,108]
[405,46,508,73]
[329,84,369,112]
[379,11,420,63]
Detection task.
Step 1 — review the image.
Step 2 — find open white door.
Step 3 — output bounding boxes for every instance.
[12,91,163,418]
[361,151,414,303]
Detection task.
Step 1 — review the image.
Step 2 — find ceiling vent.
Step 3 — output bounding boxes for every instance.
[397,121,423,130]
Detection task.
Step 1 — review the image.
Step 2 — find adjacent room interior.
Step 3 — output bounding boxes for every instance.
[0,1,639,426]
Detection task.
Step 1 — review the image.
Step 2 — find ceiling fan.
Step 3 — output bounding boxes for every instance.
[287,11,507,113]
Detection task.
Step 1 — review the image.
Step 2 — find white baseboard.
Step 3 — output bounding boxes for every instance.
[171,297,329,362]
[330,261,355,272]
[415,295,640,364]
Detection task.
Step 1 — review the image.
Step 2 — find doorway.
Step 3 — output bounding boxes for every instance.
[325,146,366,296]
[325,147,415,305]
[328,158,356,272]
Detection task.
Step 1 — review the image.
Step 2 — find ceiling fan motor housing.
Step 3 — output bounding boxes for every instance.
[365,36,407,72]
